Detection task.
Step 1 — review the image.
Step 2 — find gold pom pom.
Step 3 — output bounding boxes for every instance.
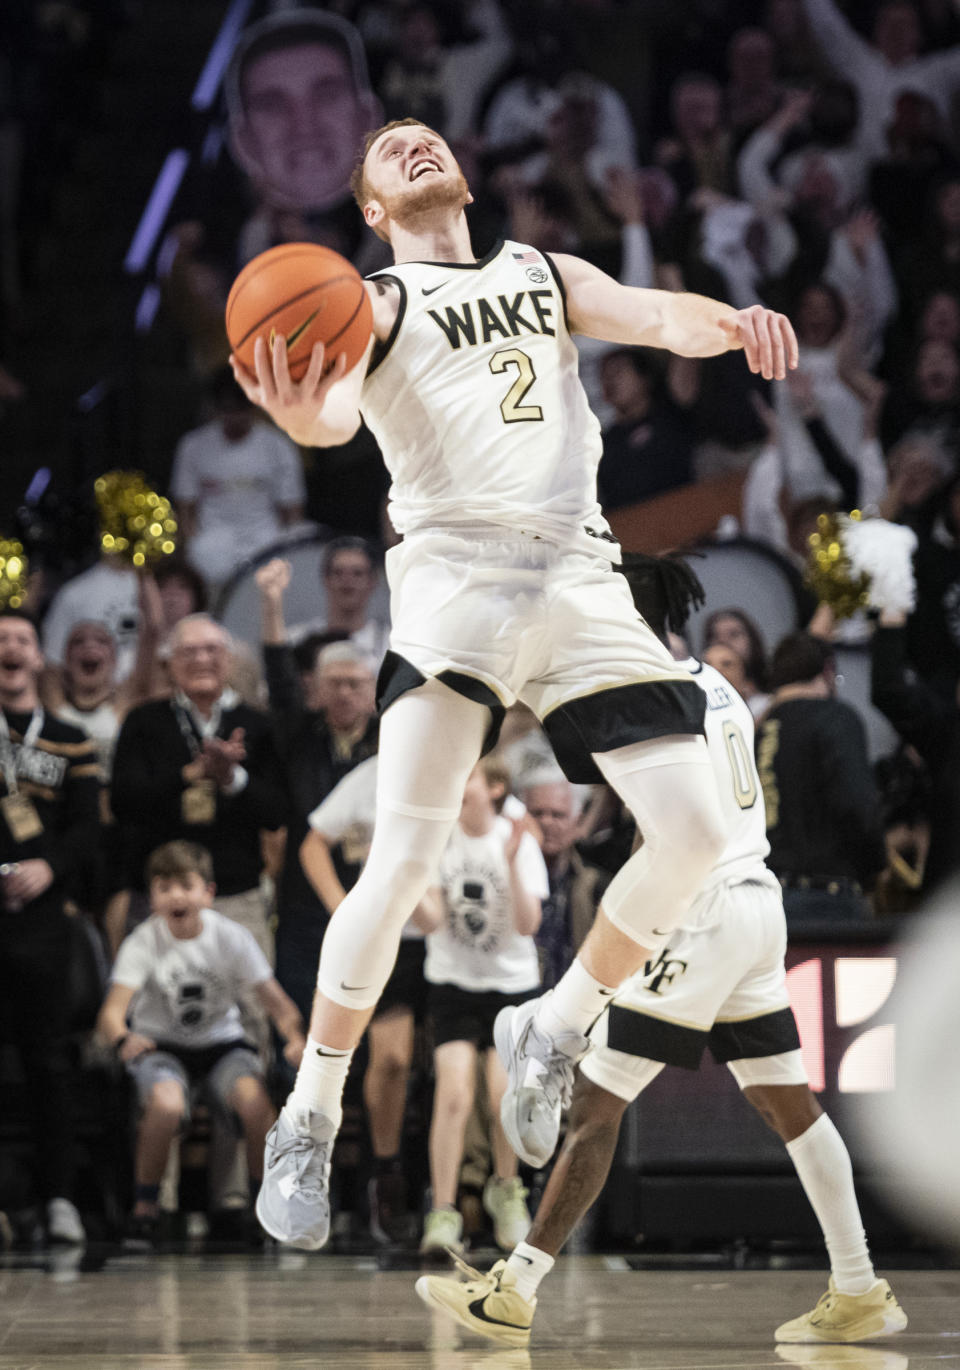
[804,511,870,620]
[0,539,28,609]
[95,471,178,567]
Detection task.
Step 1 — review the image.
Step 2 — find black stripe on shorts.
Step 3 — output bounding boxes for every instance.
[707,1006,801,1064]
[376,650,506,755]
[542,677,706,784]
[606,1003,709,1071]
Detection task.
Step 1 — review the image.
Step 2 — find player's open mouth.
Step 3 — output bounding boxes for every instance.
[0,657,23,674]
[409,160,441,182]
[170,907,189,920]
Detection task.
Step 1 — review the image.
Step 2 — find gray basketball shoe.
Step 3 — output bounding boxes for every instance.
[256,1105,336,1250]
[494,997,589,1168]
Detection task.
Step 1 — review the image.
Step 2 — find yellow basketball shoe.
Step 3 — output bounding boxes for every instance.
[775,1278,907,1344]
[415,1253,535,1348]
[776,1346,909,1370]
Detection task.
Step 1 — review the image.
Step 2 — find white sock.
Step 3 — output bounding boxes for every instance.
[504,1241,554,1302]
[287,1037,353,1129]
[786,1113,876,1295]
[534,957,617,1039]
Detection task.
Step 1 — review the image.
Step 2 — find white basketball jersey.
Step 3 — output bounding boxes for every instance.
[362,240,616,556]
[683,658,772,898]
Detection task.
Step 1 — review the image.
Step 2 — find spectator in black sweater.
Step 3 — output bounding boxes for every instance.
[871,606,960,892]
[256,559,378,1026]
[111,613,286,963]
[755,632,886,924]
[902,474,960,700]
[0,610,101,1244]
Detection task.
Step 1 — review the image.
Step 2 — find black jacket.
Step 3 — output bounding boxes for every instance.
[263,644,378,926]
[756,696,886,887]
[871,623,960,889]
[111,696,286,894]
[0,707,101,910]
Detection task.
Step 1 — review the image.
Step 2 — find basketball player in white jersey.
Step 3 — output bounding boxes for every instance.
[231,117,799,1252]
[416,554,907,1349]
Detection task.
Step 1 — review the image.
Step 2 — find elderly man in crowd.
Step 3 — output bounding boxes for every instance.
[256,559,379,1028]
[521,770,610,991]
[111,613,286,958]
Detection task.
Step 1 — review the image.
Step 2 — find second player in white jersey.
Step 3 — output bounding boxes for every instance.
[675,657,773,905]
[417,554,907,1352]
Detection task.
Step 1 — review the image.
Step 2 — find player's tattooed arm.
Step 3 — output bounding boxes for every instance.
[368,276,402,341]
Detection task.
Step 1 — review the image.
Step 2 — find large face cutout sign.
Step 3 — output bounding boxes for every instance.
[226,10,380,212]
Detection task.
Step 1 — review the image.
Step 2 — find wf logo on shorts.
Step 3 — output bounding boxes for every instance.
[644,948,688,996]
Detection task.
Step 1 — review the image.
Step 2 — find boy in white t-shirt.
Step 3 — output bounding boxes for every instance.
[418,757,547,1257]
[97,841,305,1243]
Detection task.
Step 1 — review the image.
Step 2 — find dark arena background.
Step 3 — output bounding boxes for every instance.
[0,1,958,1366]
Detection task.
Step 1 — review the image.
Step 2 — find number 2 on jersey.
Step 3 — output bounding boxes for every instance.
[489,348,543,423]
[722,720,758,810]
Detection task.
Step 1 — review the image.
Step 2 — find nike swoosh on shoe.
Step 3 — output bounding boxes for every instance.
[467,1296,529,1329]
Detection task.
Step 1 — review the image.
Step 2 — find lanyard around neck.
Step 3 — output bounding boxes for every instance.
[0,706,44,795]
[172,693,224,759]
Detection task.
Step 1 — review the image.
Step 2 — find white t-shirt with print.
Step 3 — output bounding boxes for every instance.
[111,908,273,1048]
[426,816,547,994]
[308,755,421,941]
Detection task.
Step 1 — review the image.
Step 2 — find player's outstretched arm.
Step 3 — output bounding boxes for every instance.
[552,254,798,381]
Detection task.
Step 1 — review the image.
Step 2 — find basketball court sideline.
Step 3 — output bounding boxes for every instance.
[0,1253,956,1368]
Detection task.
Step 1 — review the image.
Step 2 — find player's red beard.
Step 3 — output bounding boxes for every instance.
[377,167,471,231]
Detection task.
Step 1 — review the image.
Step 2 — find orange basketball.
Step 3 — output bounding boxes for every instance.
[226,243,373,382]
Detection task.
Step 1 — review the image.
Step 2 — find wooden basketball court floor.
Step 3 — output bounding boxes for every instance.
[0,1251,956,1370]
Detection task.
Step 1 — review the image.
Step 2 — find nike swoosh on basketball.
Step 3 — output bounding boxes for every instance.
[421,282,448,295]
[284,306,322,348]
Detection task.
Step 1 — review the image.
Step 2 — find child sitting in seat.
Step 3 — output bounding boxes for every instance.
[97,839,304,1242]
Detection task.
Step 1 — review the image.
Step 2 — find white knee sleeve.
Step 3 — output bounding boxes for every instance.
[317,680,489,1010]
[594,735,727,950]
[317,809,454,1008]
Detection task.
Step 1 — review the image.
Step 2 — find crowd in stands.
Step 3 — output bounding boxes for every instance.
[3,0,960,1260]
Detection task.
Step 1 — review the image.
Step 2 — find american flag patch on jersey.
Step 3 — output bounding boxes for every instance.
[512,250,540,264]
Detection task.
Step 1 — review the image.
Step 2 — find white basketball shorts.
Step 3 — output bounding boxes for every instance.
[377,527,705,782]
[582,875,807,1101]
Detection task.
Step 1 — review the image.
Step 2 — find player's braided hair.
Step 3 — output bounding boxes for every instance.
[619,551,706,644]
